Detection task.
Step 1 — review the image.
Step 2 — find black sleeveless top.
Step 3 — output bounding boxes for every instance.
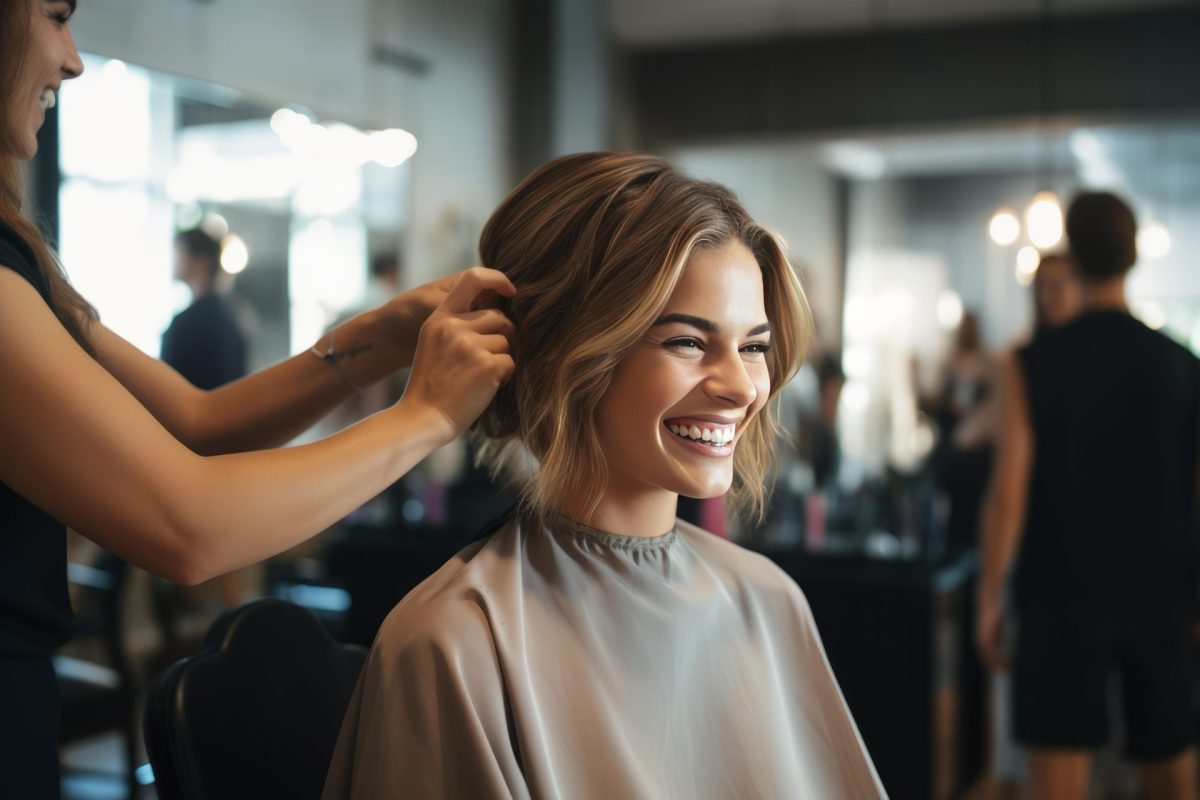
[1015,310,1200,629]
[0,219,74,657]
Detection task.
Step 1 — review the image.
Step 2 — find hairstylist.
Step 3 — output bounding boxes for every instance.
[0,1,515,795]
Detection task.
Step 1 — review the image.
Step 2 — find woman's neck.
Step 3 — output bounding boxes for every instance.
[560,489,678,538]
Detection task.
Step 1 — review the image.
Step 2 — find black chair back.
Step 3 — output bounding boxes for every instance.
[143,597,366,800]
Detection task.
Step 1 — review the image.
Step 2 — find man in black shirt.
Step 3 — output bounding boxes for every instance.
[161,227,247,390]
[978,192,1199,800]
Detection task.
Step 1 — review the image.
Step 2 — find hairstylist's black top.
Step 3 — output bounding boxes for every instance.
[1015,309,1200,631]
[0,219,73,657]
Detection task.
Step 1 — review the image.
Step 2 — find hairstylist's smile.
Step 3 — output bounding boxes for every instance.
[38,87,58,112]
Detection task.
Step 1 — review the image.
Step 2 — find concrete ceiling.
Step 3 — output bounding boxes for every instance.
[609,0,1198,46]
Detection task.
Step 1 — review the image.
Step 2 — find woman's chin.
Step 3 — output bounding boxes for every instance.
[674,476,733,500]
[14,132,38,160]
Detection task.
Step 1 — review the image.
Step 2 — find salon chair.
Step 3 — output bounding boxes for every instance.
[143,598,366,800]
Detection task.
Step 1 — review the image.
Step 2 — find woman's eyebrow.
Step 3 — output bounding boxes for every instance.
[653,313,717,332]
[652,313,771,337]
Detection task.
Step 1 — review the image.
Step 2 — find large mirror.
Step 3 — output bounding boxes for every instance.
[56,53,416,371]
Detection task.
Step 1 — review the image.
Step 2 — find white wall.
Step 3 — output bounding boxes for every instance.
[666,141,842,351]
[552,0,609,157]
[71,0,513,288]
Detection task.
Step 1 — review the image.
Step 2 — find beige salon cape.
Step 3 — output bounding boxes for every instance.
[322,513,886,800]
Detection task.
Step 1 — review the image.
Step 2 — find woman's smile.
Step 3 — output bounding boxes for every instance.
[664,422,734,456]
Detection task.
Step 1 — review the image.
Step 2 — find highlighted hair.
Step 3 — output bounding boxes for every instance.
[473,152,811,527]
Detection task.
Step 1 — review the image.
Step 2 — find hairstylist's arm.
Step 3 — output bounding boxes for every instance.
[0,267,514,585]
[88,272,458,456]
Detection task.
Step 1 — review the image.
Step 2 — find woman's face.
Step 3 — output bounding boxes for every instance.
[593,240,771,508]
[7,1,82,159]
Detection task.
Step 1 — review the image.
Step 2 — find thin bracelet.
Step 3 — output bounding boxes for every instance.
[310,324,365,394]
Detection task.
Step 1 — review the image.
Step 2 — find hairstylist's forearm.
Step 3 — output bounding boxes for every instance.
[165,400,452,584]
[169,266,515,580]
[193,339,368,454]
[89,304,405,456]
[190,274,457,454]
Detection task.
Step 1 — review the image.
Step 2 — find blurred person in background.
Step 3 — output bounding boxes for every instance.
[797,351,846,492]
[985,251,1084,799]
[1028,253,1085,341]
[925,309,996,555]
[162,227,247,395]
[0,2,516,794]
[978,192,1199,800]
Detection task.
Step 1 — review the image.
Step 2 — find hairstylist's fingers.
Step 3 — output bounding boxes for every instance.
[493,353,515,382]
[460,309,516,338]
[469,289,503,313]
[431,271,460,293]
[441,267,516,315]
[476,334,513,355]
[398,300,516,437]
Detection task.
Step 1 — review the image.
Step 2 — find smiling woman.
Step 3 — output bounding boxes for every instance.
[6,0,81,161]
[0,0,96,358]
[473,152,809,534]
[322,153,887,800]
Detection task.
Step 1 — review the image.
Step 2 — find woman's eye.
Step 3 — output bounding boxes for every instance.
[664,337,702,351]
[741,342,771,355]
[46,2,71,23]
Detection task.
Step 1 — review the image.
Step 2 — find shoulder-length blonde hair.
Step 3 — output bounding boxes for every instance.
[474,152,811,527]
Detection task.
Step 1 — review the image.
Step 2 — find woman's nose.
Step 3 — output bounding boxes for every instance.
[63,30,84,79]
[704,350,758,408]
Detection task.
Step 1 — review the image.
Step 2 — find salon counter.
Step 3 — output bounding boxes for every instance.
[752,544,984,800]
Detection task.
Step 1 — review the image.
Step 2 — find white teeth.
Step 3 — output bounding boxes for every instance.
[39,90,56,111]
[667,422,734,446]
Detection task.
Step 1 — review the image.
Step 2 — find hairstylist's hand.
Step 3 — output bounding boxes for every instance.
[396,267,516,442]
[377,271,460,366]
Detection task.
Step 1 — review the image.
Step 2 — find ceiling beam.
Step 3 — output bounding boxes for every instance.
[627,6,1200,146]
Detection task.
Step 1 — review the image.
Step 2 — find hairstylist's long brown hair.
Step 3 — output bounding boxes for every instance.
[0,0,97,355]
